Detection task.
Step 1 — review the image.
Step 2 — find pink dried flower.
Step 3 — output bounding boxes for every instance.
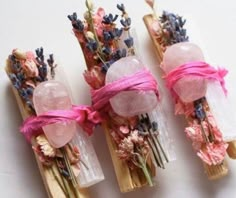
[119,125,130,134]
[185,122,209,143]
[117,136,134,160]
[206,113,223,142]
[83,66,105,89]
[130,130,144,144]
[18,51,39,78]
[197,142,228,165]
[93,8,105,37]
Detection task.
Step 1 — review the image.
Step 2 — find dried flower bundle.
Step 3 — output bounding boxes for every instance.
[143,0,236,179]
[5,48,107,198]
[68,0,174,192]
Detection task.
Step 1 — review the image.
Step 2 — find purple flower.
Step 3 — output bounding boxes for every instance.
[124,37,134,48]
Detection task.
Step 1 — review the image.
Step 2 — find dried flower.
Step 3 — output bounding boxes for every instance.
[36,135,56,157]
[83,66,105,89]
[197,142,228,165]
[185,122,209,143]
[130,130,143,144]
[12,49,27,60]
[86,31,95,40]
[119,125,129,134]
[117,136,134,160]
[22,59,39,78]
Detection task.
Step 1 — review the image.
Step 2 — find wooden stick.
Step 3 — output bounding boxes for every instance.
[5,63,90,198]
[76,39,156,192]
[143,14,231,180]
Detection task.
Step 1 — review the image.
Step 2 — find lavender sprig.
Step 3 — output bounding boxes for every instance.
[159,11,189,46]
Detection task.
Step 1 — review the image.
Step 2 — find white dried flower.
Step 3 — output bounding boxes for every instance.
[36,135,56,157]
[86,31,95,40]
[84,11,90,21]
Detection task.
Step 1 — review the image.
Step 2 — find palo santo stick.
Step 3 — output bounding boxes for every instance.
[5,64,90,198]
[143,14,230,180]
[227,142,236,159]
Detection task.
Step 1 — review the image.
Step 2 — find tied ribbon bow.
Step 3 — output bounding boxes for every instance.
[164,61,228,98]
[91,69,159,110]
[20,105,102,142]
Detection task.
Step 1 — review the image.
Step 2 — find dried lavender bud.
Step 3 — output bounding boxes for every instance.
[26,87,33,96]
[16,72,25,81]
[38,65,47,80]
[114,28,123,38]
[101,62,110,73]
[124,37,134,48]
[159,11,188,46]
[19,88,28,100]
[102,46,111,55]
[120,17,131,28]
[103,31,113,41]
[152,122,158,131]
[117,3,125,12]
[102,14,118,24]
[194,103,206,120]
[111,49,126,60]
[86,40,98,52]
[47,54,54,66]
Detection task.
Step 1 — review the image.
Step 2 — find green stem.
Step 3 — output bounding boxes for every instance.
[56,159,74,198]
[137,153,153,186]
[61,148,78,187]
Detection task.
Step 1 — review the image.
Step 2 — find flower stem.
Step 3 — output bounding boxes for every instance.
[137,153,153,186]
[51,164,68,196]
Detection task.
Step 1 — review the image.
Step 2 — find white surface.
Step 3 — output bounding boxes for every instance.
[0,0,236,197]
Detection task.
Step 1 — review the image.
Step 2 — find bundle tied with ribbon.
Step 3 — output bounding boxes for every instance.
[68,1,176,192]
[143,4,235,180]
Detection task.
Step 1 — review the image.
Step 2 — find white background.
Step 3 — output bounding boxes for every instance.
[0,0,236,197]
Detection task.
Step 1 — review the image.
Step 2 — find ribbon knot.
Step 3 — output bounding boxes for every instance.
[21,69,159,141]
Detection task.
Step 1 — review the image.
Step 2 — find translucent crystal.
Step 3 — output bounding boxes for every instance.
[206,82,236,141]
[162,42,207,102]
[33,80,76,148]
[148,105,176,163]
[106,56,158,117]
[33,80,104,187]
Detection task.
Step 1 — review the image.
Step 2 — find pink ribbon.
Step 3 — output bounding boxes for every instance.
[20,69,159,141]
[20,105,102,142]
[91,69,159,110]
[164,61,228,98]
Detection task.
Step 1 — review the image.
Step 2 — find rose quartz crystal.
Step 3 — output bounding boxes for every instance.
[33,80,76,148]
[106,56,158,117]
[33,80,105,187]
[162,42,207,103]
